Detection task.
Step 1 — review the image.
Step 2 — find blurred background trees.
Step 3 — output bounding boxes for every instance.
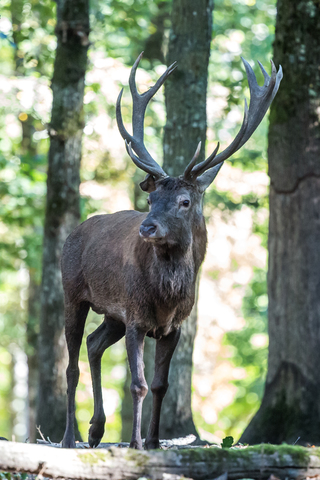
[0,0,296,445]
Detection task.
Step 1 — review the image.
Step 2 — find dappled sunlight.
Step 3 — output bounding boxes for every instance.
[80,181,132,213]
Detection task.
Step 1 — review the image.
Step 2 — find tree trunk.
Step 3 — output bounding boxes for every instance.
[240,0,320,445]
[26,273,40,443]
[20,114,40,444]
[160,283,200,439]
[159,0,213,440]
[36,0,89,443]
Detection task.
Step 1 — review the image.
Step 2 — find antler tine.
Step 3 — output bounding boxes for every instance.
[141,61,177,101]
[198,100,249,172]
[125,141,166,178]
[184,141,202,180]
[257,60,271,86]
[116,52,177,179]
[184,142,220,180]
[116,88,129,141]
[128,52,144,99]
[129,53,177,104]
[189,58,283,179]
[129,53,177,143]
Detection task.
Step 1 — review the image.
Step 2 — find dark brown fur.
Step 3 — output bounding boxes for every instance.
[61,177,207,450]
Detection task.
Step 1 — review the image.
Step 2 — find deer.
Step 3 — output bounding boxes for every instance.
[61,53,282,450]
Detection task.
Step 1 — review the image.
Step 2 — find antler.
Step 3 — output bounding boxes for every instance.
[184,58,283,182]
[116,52,177,179]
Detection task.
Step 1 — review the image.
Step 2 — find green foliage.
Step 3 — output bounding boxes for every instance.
[219,268,268,440]
[0,0,57,442]
[208,0,277,173]
[0,473,28,480]
[90,0,171,64]
[205,185,268,219]
[0,0,56,77]
[0,349,12,437]
[0,112,47,341]
[200,0,276,442]
[221,435,234,448]
[0,121,46,438]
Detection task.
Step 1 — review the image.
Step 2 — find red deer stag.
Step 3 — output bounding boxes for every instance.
[61,53,282,450]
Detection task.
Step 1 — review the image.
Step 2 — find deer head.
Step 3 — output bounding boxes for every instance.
[116,53,282,247]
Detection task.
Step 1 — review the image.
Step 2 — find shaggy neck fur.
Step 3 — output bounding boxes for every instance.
[151,243,195,304]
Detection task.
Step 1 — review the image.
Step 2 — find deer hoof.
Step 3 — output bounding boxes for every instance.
[88,435,101,448]
[88,423,104,448]
[61,435,76,449]
[129,439,143,450]
[145,438,160,450]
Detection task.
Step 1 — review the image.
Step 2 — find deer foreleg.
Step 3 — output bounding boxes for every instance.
[145,328,181,450]
[62,301,89,448]
[125,325,148,450]
[87,317,125,447]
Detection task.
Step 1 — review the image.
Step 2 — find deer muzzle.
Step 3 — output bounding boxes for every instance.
[140,224,157,238]
[139,216,166,242]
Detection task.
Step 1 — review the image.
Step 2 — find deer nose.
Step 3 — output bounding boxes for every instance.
[139,223,157,238]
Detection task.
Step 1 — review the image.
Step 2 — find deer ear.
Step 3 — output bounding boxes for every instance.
[139,174,156,192]
[196,162,224,193]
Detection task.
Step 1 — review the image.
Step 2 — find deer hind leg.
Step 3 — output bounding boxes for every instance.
[126,325,148,450]
[62,300,90,448]
[145,328,181,450]
[87,316,125,448]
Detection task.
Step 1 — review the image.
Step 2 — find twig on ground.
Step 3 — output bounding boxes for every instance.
[36,426,46,443]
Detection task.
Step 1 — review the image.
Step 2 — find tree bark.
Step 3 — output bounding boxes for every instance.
[159,0,213,440]
[36,0,89,443]
[26,273,40,443]
[240,0,320,445]
[1,441,320,480]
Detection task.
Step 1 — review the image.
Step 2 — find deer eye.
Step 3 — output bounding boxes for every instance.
[147,198,151,205]
[181,199,190,207]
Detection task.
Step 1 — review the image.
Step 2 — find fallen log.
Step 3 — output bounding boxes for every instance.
[1,441,320,480]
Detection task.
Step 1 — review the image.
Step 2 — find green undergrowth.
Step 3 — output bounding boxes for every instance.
[0,474,28,480]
